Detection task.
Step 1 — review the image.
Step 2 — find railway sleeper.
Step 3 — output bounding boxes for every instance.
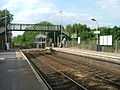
[45,76,82,90]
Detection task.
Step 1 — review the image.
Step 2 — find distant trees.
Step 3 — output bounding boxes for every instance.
[100,26,120,42]
[0,9,13,27]
[65,23,120,42]
[65,23,95,40]
[13,21,55,48]
[13,20,120,48]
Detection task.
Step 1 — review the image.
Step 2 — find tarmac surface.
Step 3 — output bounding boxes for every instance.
[54,48,120,64]
[0,50,48,90]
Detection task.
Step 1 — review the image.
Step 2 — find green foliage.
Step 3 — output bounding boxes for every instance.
[13,21,54,47]
[65,23,120,42]
[37,21,53,25]
[65,23,95,40]
[100,26,120,42]
[13,21,120,48]
[0,9,13,26]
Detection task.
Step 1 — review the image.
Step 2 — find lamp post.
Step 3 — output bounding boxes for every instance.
[91,18,101,51]
[59,10,63,47]
[5,9,8,50]
[0,16,7,50]
[0,10,8,50]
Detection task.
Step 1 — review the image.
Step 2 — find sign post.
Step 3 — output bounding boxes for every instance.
[78,37,80,44]
[71,34,77,47]
[94,30,101,51]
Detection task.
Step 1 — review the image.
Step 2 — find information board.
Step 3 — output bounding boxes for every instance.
[100,35,112,46]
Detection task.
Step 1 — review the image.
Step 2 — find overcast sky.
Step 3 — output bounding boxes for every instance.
[1,0,120,36]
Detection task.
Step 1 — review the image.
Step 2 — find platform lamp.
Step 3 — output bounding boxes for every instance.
[5,9,8,49]
[91,18,101,51]
[0,16,7,50]
[59,10,63,47]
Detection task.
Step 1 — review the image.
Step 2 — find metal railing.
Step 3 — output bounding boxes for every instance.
[7,23,62,32]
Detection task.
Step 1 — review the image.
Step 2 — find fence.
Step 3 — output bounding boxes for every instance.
[67,39,120,53]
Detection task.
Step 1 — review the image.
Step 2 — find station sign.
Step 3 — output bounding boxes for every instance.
[94,31,100,34]
[78,37,80,44]
[100,35,112,46]
[71,34,77,38]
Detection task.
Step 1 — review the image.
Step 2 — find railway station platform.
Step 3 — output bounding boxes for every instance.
[53,48,120,65]
[0,50,49,90]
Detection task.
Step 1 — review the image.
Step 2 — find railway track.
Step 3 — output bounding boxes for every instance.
[23,50,120,90]
[23,51,88,90]
[49,52,120,89]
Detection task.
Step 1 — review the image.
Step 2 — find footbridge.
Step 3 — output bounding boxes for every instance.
[7,23,62,32]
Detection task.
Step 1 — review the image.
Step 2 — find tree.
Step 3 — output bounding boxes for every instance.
[13,21,120,48]
[0,9,13,27]
[37,21,53,25]
[13,21,55,48]
[64,24,73,37]
[100,26,120,42]
[65,23,95,40]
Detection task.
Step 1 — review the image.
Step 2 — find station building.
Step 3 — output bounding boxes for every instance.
[34,34,47,48]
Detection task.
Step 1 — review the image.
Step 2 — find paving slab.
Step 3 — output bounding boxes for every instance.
[54,48,120,64]
[0,51,48,90]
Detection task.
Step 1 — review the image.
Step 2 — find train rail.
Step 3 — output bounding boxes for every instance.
[23,51,88,90]
[50,51,120,89]
[23,49,120,90]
